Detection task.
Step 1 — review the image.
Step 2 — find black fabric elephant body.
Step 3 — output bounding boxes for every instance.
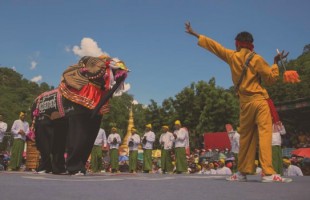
[32,56,128,175]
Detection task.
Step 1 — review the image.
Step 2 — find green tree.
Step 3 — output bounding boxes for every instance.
[267,50,310,102]
[101,93,133,138]
[0,67,52,128]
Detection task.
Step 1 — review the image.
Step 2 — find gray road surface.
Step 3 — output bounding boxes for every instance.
[0,171,309,200]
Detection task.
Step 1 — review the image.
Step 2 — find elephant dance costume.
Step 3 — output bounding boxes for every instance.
[32,56,128,175]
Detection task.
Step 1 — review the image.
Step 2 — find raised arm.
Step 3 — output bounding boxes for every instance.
[185,21,234,64]
[185,22,200,38]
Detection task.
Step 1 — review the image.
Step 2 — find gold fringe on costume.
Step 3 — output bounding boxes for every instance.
[26,140,40,170]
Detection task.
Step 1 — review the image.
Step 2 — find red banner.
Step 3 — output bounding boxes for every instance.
[204,132,231,151]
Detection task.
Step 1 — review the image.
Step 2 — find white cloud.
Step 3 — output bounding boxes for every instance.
[123,83,131,93]
[31,75,43,83]
[132,100,139,105]
[65,46,71,53]
[30,61,37,70]
[12,66,16,71]
[72,37,109,57]
[114,83,131,97]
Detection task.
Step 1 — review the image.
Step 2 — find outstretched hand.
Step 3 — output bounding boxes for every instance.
[185,21,199,38]
[274,50,289,64]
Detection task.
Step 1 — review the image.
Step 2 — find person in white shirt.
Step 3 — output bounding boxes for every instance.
[216,159,232,175]
[173,120,188,174]
[107,127,121,173]
[128,127,140,173]
[0,115,8,153]
[230,129,240,173]
[207,162,217,175]
[283,159,303,176]
[142,124,155,173]
[272,121,286,175]
[90,128,107,173]
[9,112,29,171]
[159,125,175,174]
[198,161,216,175]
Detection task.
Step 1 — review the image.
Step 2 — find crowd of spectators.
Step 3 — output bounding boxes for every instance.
[282,131,310,148]
[1,113,310,176]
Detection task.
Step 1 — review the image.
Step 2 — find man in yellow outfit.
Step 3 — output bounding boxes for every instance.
[185,22,291,183]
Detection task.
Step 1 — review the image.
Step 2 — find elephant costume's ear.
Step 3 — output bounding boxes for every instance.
[79,56,106,77]
[62,57,106,91]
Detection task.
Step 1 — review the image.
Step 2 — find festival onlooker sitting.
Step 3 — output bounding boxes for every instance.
[215,159,232,175]
[306,133,310,147]
[205,149,213,159]
[283,159,303,176]
[212,149,219,161]
[218,150,227,160]
[225,162,233,172]
[208,163,217,174]
[297,132,307,148]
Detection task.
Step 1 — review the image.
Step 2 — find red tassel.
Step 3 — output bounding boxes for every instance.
[283,70,301,83]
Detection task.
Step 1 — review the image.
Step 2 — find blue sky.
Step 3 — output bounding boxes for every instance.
[1,0,309,105]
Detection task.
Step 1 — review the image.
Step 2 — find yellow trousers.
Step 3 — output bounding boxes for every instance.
[238,99,276,175]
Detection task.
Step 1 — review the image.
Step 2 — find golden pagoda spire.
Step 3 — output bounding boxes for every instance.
[119,106,134,155]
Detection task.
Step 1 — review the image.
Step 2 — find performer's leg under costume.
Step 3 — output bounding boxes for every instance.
[51,119,68,173]
[66,114,101,174]
[35,122,53,173]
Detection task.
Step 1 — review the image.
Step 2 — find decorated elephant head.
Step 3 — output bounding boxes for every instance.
[54,55,129,117]
[77,55,129,92]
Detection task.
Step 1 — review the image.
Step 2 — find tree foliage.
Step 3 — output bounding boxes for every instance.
[0,67,53,128]
[267,49,310,102]
[101,93,133,138]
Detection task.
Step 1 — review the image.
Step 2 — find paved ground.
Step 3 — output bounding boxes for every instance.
[0,171,309,200]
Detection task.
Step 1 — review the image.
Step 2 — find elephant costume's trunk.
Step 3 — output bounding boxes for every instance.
[91,75,126,118]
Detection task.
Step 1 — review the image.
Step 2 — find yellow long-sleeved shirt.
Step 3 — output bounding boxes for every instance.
[198,35,279,103]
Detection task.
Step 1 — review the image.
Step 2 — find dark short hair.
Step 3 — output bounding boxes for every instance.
[235,31,254,43]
